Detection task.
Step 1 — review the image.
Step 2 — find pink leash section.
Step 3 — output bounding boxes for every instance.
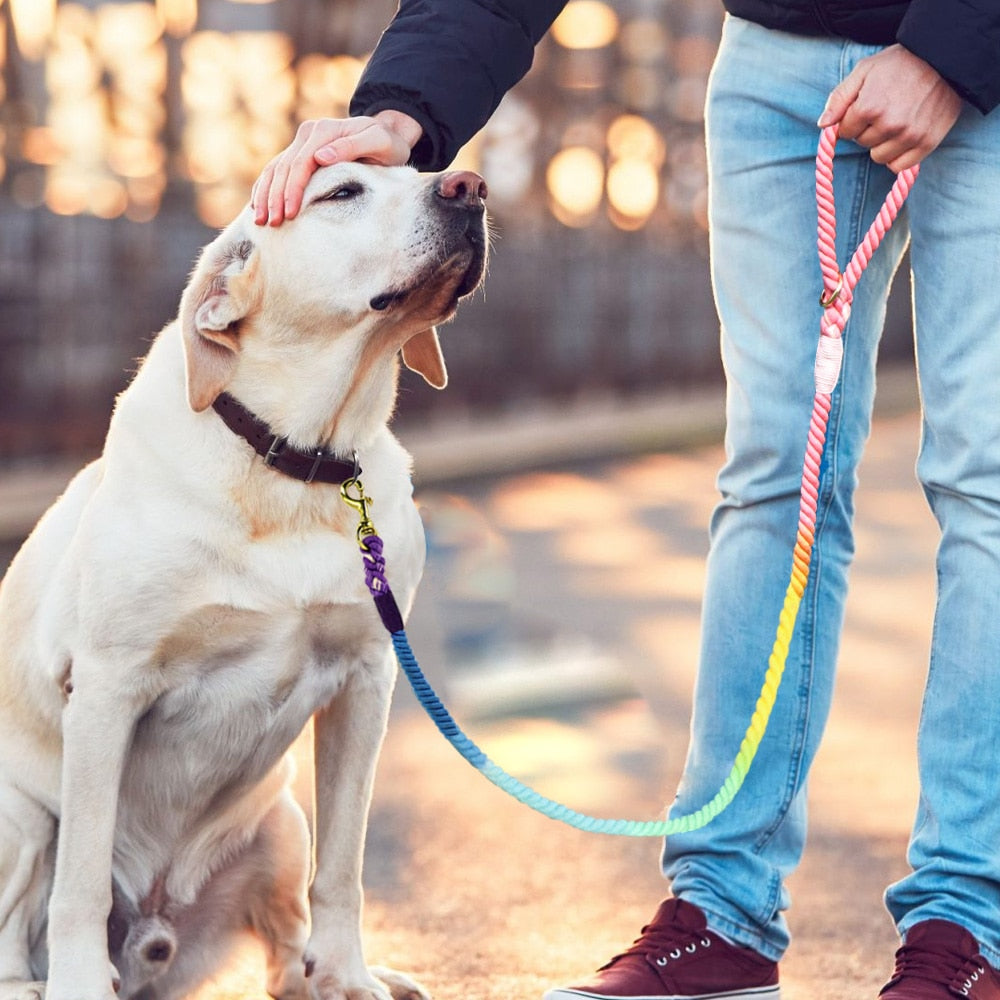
[348,127,919,838]
[794,126,918,598]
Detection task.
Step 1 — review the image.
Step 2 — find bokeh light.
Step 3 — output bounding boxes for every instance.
[619,17,671,63]
[156,0,196,38]
[9,0,56,60]
[607,114,665,166]
[296,53,364,120]
[477,93,538,207]
[39,2,166,220]
[546,145,604,228]
[182,30,295,225]
[606,158,658,229]
[551,1,619,50]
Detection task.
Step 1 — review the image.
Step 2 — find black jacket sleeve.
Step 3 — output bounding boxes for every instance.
[897,0,1000,113]
[349,0,567,170]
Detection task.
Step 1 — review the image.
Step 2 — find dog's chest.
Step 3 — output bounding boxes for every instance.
[119,602,380,833]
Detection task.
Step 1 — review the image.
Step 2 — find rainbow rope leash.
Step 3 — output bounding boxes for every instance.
[344,126,917,837]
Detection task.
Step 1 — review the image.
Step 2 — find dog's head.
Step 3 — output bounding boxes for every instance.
[178,164,488,432]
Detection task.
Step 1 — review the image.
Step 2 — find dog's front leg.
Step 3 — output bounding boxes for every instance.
[46,665,145,1000]
[307,650,394,1000]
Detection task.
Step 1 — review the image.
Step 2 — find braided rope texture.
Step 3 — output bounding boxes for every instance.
[376,126,917,837]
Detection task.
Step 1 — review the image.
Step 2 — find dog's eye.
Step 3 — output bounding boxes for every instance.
[323,183,363,202]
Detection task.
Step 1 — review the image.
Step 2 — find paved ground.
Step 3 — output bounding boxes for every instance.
[0,369,937,1000]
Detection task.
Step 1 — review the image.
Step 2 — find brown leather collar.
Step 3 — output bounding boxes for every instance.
[212,392,359,485]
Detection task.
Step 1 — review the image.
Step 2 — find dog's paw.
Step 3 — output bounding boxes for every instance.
[369,967,430,1000]
[0,980,46,1000]
[308,967,393,1000]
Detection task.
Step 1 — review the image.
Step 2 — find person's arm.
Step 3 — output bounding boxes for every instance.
[817,0,999,173]
[349,0,566,171]
[896,0,1000,116]
[253,0,566,226]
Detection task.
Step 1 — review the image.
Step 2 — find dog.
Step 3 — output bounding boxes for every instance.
[0,163,488,1000]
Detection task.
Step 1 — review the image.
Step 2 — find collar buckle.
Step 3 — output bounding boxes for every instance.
[263,434,287,467]
[212,393,359,485]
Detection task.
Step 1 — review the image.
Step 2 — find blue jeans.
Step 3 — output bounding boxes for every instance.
[663,14,1000,966]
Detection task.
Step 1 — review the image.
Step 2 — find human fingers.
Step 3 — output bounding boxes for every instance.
[314,112,421,168]
[884,146,928,175]
[273,115,419,220]
[252,145,301,227]
[855,126,928,173]
[275,117,408,221]
[253,119,359,226]
[871,125,951,174]
[253,114,422,226]
[841,92,959,173]
[817,63,866,134]
[251,124,315,226]
[313,126,409,167]
[251,160,278,225]
[278,119,365,223]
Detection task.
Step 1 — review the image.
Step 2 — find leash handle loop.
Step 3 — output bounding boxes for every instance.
[814,124,918,393]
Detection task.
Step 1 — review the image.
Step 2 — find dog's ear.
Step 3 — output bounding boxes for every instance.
[401,327,448,389]
[180,237,261,412]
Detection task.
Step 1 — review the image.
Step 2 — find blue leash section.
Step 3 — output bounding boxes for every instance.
[340,489,707,838]
[345,485,806,837]
[389,629,669,837]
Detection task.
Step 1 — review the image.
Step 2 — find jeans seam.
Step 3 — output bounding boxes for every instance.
[701,904,784,964]
[838,39,851,89]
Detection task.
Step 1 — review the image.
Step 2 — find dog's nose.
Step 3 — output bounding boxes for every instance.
[435,171,488,209]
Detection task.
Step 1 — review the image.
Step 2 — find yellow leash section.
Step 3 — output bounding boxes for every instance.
[663,390,828,835]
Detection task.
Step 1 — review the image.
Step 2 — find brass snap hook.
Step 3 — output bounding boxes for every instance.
[340,477,377,547]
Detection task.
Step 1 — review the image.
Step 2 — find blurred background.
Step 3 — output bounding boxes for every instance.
[0,0,912,463]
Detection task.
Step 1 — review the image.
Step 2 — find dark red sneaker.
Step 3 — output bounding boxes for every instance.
[544,898,780,1000]
[879,920,1000,1000]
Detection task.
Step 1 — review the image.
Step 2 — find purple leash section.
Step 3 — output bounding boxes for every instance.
[358,534,405,636]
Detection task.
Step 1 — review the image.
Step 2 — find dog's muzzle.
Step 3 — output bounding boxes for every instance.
[435,170,488,297]
[369,170,488,312]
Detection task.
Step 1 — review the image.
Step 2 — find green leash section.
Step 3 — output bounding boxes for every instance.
[388,627,775,836]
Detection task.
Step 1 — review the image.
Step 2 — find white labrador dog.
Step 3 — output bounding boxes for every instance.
[0,163,488,1000]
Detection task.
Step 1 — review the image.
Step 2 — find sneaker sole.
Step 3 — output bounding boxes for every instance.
[543,985,782,1000]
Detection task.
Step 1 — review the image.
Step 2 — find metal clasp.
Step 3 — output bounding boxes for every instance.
[340,476,376,547]
[819,273,844,308]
